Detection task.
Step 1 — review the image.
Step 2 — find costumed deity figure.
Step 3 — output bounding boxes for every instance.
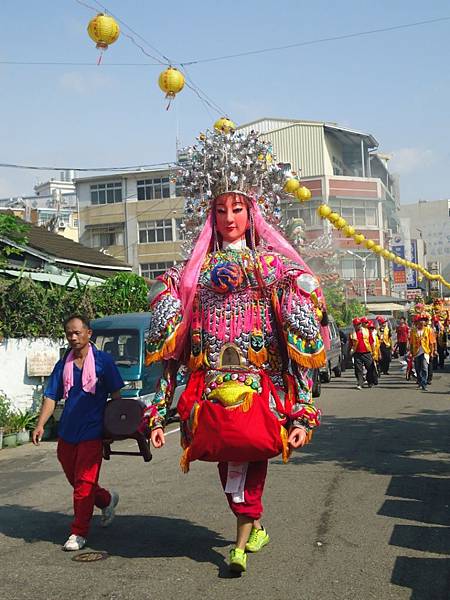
[144,129,326,573]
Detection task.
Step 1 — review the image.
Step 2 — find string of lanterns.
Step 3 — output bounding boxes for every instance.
[86,13,185,105]
[281,178,450,290]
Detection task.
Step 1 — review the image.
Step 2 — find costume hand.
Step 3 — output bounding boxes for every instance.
[32,426,44,446]
[150,427,165,448]
[288,427,308,449]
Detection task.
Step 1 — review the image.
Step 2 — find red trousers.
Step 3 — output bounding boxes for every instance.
[57,438,111,537]
[218,460,268,520]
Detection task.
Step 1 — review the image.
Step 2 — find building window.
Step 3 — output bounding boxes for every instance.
[140,261,174,279]
[138,219,173,243]
[90,225,124,247]
[90,182,122,205]
[339,254,379,279]
[175,218,185,240]
[329,200,378,227]
[282,203,320,227]
[137,177,170,200]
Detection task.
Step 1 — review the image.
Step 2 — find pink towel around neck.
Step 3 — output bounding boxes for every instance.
[62,344,97,399]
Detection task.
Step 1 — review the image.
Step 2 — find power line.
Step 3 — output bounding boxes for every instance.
[4,15,450,70]
[0,61,162,66]
[74,0,226,115]
[0,161,175,172]
[180,15,450,65]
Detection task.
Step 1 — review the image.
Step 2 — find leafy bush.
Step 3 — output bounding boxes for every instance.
[0,392,11,428]
[0,272,150,339]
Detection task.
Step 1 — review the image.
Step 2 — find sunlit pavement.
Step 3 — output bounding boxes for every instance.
[1,361,449,600]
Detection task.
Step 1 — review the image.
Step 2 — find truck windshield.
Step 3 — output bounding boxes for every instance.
[91,329,140,367]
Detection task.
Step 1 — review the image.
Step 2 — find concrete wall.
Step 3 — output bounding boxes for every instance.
[0,338,62,412]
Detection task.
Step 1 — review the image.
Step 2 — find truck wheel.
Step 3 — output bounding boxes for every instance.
[321,362,332,383]
[312,369,322,398]
[333,363,342,377]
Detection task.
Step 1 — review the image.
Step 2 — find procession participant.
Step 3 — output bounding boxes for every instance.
[367,320,379,385]
[409,314,432,391]
[395,316,409,358]
[426,316,437,385]
[349,317,376,389]
[432,315,447,370]
[145,129,325,573]
[376,316,392,375]
[32,315,124,551]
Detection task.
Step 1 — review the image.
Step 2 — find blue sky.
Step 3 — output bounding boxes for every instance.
[1,0,449,203]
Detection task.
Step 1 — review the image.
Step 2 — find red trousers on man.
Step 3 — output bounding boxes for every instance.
[57,438,111,537]
[218,460,268,520]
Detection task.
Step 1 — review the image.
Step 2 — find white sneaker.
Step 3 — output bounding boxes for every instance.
[101,491,119,527]
[63,534,86,551]
[356,385,362,390]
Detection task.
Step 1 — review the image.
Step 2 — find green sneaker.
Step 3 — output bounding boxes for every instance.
[229,547,247,573]
[245,526,270,553]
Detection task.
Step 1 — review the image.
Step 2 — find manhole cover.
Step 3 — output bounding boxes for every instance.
[72,551,109,563]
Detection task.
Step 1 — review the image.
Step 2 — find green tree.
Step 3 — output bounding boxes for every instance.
[323,284,365,327]
[0,214,29,266]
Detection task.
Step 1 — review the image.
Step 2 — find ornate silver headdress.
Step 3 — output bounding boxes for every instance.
[177,129,293,251]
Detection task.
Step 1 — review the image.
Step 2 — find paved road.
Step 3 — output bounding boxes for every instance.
[1,362,449,600]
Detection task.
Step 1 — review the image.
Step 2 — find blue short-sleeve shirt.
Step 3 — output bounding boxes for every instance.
[45,345,124,444]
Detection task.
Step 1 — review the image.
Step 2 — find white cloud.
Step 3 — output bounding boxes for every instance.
[58,71,114,95]
[389,147,434,174]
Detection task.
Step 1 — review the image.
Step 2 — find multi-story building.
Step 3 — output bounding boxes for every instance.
[399,199,450,284]
[0,172,79,241]
[75,168,183,278]
[238,118,400,297]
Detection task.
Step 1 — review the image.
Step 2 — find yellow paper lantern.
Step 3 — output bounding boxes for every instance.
[335,217,347,229]
[394,256,403,264]
[87,13,120,50]
[158,67,185,100]
[372,244,382,254]
[343,225,356,238]
[353,233,365,245]
[328,212,340,223]
[214,117,236,134]
[364,239,375,250]
[295,186,312,202]
[284,178,300,194]
[388,252,396,261]
[317,204,332,218]
[381,249,390,258]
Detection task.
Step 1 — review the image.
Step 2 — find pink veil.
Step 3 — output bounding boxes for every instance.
[173,198,329,359]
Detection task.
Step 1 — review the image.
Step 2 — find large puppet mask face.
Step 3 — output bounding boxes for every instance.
[214,193,249,244]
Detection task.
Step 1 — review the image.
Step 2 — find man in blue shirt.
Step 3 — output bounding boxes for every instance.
[32,314,124,551]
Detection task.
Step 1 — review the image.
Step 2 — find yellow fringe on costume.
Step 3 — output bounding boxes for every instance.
[287,344,326,369]
[145,331,178,366]
[179,403,200,473]
[188,351,204,371]
[248,344,268,368]
[280,426,291,463]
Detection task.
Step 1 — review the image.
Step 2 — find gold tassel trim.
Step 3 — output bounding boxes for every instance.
[280,426,291,463]
[145,331,178,366]
[180,446,191,473]
[287,345,326,369]
[241,390,254,413]
[248,345,268,368]
[188,351,204,371]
